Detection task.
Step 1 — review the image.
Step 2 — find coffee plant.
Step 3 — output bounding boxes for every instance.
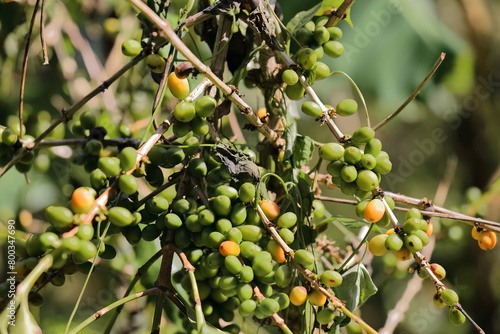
[0,0,498,333]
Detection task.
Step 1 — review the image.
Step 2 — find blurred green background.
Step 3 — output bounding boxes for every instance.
[1,0,499,333]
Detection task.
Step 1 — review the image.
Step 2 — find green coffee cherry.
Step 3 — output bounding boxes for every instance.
[98,157,122,177]
[356,170,379,191]
[118,174,138,195]
[403,234,423,252]
[211,195,232,217]
[277,212,297,229]
[320,142,344,161]
[146,54,166,73]
[360,154,377,170]
[314,26,330,44]
[324,40,345,58]
[340,165,357,183]
[174,101,196,123]
[238,299,257,317]
[239,225,263,242]
[239,265,255,283]
[449,307,466,326]
[344,146,362,164]
[440,289,459,306]
[285,83,305,100]
[107,207,134,227]
[282,69,299,85]
[121,39,142,57]
[238,183,256,203]
[335,99,358,117]
[119,147,137,171]
[224,255,243,275]
[301,101,323,117]
[187,158,207,177]
[279,228,295,244]
[215,185,239,201]
[294,249,314,266]
[311,62,330,80]
[327,26,343,39]
[195,96,217,117]
[275,265,293,288]
[316,308,335,324]
[364,138,382,156]
[45,206,74,231]
[320,270,343,287]
[352,127,375,145]
[385,233,403,252]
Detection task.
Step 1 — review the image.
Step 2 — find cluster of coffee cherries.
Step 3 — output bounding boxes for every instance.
[282,16,345,101]
[471,226,497,250]
[366,207,432,260]
[320,127,392,198]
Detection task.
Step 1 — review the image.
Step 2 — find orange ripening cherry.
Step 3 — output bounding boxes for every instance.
[256,107,269,123]
[266,239,286,263]
[219,240,240,257]
[478,230,497,250]
[167,72,190,100]
[70,187,95,214]
[394,246,412,261]
[308,289,327,306]
[290,286,308,306]
[425,222,433,236]
[259,200,280,220]
[471,227,481,240]
[364,199,385,223]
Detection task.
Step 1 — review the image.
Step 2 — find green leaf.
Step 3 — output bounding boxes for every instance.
[292,136,315,169]
[315,0,353,27]
[333,264,377,313]
[283,115,298,161]
[286,4,322,34]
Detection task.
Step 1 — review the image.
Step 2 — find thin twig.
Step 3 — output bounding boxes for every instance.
[373,53,446,131]
[19,0,42,141]
[40,0,49,64]
[326,0,357,27]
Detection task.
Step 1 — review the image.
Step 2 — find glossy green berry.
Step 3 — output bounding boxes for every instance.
[119,147,137,171]
[239,265,255,283]
[316,308,335,324]
[239,225,263,242]
[189,117,207,137]
[187,158,207,177]
[277,212,297,229]
[275,265,293,288]
[385,233,403,252]
[285,83,305,100]
[373,155,392,174]
[314,26,330,44]
[238,300,257,317]
[181,136,199,157]
[413,229,430,246]
[73,240,98,263]
[405,208,422,220]
[39,232,61,249]
[404,234,423,252]
[219,276,239,290]
[226,228,243,244]
[76,224,95,241]
[215,218,232,234]
[238,183,256,203]
[236,283,253,301]
[195,96,217,117]
[107,207,134,227]
[258,298,280,317]
[323,40,344,58]
[440,289,459,306]
[352,127,375,145]
[174,101,196,123]
[271,292,290,310]
[301,101,323,117]
[230,203,247,226]
[208,231,226,248]
[211,195,232,217]
[311,61,330,80]
[2,128,18,146]
[320,143,344,161]
[45,206,74,231]
[282,69,299,85]
[359,154,376,170]
[279,228,295,244]
[327,26,343,39]
[320,270,343,287]
[252,260,273,277]
[146,197,169,214]
[240,241,259,259]
[327,160,346,178]
[98,157,122,177]
[118,174,138,195]
[224,255,243,275]
[297,48,317,70]
[312,199,326,219]
[163,213,182,229]
[185,214,202,232]
[340,165,357,183]
[364,138,382,156]
[215,185,239,201]
[146,54,166,73]
[198,209,215,226]
[172,121,191,138]
[343,146,362,164]
[403,218,428,233]
[59,236,81,253]
[121,39,141,57]
[449,307,466,326]
[356,170,379,191]
[335,99,358,117]
[171,199,190,215]
[294,249,314,266]
[295,27,313,45]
